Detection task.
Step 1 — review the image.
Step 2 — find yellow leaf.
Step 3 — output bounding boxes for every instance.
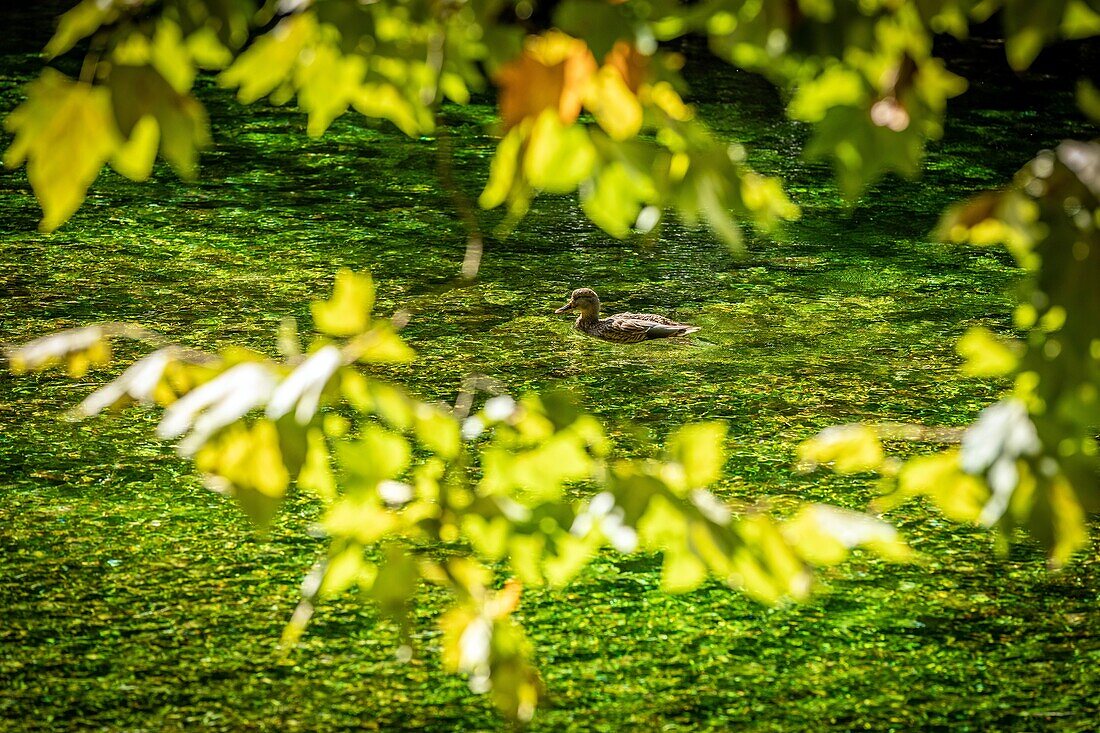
[110,115,159,181]
[219,13,315,104]
[667,421,727,490]
[523,109,595,193]
[186,26,233,70]
[298,428,336,500]
[108,65,210,179]
[798,424,883,474]
[660,548,707,592]
[319,545,366,597]
[957,327,1019,377]
[311,269,374,337]
[45,0,111,59]
[4,70,121,232]
[897,450,989,522]
[151,19,195,94]
[356,326,415,364]
[788,66,866,122]
[587,66,642,140]
[296,43,367,137]
[479,124,524,209]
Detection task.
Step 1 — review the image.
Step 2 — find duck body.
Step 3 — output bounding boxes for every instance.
[555,288,700,344]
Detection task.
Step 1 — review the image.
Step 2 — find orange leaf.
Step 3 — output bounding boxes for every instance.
[496,31,596,131]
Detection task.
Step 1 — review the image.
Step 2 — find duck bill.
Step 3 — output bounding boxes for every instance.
[554,302,575,314]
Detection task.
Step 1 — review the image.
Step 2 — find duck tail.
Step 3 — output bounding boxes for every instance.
[681,326,701,336]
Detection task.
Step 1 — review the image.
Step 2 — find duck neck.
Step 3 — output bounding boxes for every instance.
[575,305,600,326]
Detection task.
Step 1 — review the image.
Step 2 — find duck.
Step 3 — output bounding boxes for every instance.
[554,288,700,343]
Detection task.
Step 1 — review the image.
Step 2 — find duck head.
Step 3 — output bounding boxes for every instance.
[554,288,601,316]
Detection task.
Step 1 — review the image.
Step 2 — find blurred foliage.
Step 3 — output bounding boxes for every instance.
[6,0,1099,236]
[801,139,1100,568]
[6,271,910,721]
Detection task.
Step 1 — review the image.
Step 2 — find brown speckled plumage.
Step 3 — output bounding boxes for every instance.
[554,288,700,343]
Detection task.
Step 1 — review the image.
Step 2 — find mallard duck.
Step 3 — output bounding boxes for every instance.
[554,288,700,343]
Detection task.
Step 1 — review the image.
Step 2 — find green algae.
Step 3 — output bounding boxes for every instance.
[1,14,1099,732]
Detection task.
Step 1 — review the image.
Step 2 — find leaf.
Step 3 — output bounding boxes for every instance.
[108,65,210,179]
[339,424,411,487]
[356,326,415,364]
[311,269,375,337]
[787,66,866,123]
[895,450,989,522]
[219,13,315,104]
[110,115,159,181]
[4,70,121,232]
[319,543,369,597]
[496,31,597,130]
[151,19,196,94]
[479,124,524,209]
[296,42,367,137]
[522,110,596,193]
[783,504,912,566]
[586,65,643,140]
[1077,79,1100,123]
[660,548,707,592]
[44,0,113,59]
[5,326,109,375]
[195,421,291,527]
[298,428,336,500]
[352,81,426,137]
[414,405,461,459]
[667,421,727,490]
[798,424,883,474]
[371,545,420,624]
[957,327,1019,377]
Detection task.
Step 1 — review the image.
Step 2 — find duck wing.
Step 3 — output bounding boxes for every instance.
[615,312,682,326]
[604,315,700,341]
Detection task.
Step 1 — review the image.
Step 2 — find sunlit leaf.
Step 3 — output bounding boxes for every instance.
[44,0,114,59]
[798,424,883,474]
[957,327,1020,377]
[522,110,596,193]
[108,65,210,179]
[311,269,374,337]
[4,70,120,232]
[667,421,727,490]
[219,13,315,104]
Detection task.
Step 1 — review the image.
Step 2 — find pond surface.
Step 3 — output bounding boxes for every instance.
[1,8,1098,731]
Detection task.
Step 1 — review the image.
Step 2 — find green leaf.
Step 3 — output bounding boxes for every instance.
[339,424,411,487]
[312,269,375,337]
[371,545,420,624]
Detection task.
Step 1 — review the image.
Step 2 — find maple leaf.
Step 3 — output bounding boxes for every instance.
[496,31,596,131]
